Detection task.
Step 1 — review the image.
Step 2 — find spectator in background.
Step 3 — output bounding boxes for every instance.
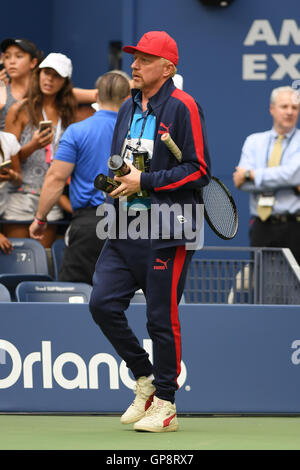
[0,37,98,130]
[0,38,41,130]
[233,86,300,264]
[3,53,77,248]
[0,130,22,253]
[29,70,131,284]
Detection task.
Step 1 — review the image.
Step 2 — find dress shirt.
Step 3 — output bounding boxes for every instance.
[238,127,300,216]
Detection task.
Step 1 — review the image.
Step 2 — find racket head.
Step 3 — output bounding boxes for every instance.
[201,176,238,240]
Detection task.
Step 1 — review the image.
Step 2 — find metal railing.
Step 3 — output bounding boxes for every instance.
[184,247,300,304]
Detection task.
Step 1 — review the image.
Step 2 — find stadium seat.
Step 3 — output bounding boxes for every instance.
[0,283,11,302]
[0,238,53,297]
[131,288,146,303]
[15,281,92,303]
[51,238,66,280]
[130,288,185,304]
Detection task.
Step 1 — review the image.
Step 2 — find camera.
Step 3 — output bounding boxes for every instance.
[94,149,150,198]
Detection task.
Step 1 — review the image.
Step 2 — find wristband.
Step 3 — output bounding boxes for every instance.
[34,217,47,226]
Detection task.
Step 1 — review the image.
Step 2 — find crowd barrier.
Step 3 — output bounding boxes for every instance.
[186,247,300,304]
[1,303,300,414]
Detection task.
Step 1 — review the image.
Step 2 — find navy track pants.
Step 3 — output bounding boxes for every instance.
[89,236,193,403]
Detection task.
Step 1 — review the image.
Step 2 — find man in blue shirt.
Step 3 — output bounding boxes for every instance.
[233,86,300,264]
[29,71,131,284]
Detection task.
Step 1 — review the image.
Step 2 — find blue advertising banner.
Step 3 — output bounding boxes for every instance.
[1,303,300,414]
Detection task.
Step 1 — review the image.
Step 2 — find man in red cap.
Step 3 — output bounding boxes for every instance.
[89,31,211,432]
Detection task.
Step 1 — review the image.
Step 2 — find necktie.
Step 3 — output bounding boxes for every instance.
[257,134,285,221]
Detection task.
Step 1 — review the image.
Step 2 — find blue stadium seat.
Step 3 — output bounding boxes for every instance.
[131,288,146,303]
[0,238,53,297]
[0,283,11,302]
[51,238,66,280]
[130,289,185,304]
[15,281,92,303]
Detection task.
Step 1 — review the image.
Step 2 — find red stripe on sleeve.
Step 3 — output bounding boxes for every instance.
[153,89,208,192]
[154,169,202,191]
[171,89,206,169]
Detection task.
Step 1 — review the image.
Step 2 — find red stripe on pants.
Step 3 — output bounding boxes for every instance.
[170,245,187,388]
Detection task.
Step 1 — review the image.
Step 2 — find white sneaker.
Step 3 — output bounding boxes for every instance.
[133,396,179,432]
[120,376,155,424]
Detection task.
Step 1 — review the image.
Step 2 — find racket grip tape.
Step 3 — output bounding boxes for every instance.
[161,133,182,162]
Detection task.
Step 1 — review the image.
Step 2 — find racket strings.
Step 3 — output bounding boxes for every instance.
[202,179,237,239]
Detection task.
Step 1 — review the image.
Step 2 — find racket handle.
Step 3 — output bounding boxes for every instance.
[161,133,182,162]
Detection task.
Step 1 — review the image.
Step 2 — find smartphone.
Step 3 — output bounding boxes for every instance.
[0,159,11,169]
[0,160,11,173]
[0,63,9,80]
[39,120,52,134]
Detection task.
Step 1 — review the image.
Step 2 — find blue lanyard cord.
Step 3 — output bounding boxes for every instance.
[126,106,150,148]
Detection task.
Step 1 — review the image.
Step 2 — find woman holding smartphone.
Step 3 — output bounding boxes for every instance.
[0,38,98,130]
[3,53,77,247]
[0,131,22,253]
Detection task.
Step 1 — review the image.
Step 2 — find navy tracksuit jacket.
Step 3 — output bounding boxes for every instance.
[89,78,211,403]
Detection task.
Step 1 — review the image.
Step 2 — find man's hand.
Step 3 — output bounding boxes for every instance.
[29,219,48,240]
[29,160,74,240]
[110,161,142,198]
[233,167,254,188]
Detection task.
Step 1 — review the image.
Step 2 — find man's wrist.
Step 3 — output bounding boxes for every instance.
[140,172,153,190]
[34,215,47,225]
[245,170,253,182]
[244,170,251,182]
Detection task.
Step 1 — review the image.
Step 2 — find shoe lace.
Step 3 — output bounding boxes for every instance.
[144,400,160,417]
[127,384,145,409]
[134,381,152,401]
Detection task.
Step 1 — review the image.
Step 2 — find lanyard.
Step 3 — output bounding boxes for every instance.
[42,108,62,163]
[126,105,150,149]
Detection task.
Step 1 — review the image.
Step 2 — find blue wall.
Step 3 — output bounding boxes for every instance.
[0,2,52,56]
[2,0,300,247]
[51,0,123,88]
[1,0,123,88]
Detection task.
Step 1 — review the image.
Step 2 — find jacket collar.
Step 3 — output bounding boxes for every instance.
[131,78,176,113]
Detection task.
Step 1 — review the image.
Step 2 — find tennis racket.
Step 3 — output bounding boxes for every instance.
[161,133,238,240]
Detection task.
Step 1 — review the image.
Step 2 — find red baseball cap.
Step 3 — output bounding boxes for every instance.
[123,31,179,66]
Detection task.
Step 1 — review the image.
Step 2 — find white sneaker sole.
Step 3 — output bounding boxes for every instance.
[120,411,146,425]
[133,423,179,433]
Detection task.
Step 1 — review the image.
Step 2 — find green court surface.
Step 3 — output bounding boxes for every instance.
[0,414,300,450]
